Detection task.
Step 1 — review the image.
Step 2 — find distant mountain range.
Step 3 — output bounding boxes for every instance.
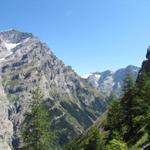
[83,65,140,96]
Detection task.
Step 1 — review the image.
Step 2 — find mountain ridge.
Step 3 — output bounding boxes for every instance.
[84,65,140,96]
[0,29,106,149]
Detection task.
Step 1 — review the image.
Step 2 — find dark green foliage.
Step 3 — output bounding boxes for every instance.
[105,139,128,150]
[106,101,123,140]
[106,73,150,148]
[66,72,150,150]
[105,92,118,106]
[22,87,56,150]
[64,125,106,150]
[120,75,136,142]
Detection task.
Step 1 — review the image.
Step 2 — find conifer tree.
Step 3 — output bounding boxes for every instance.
[106,92,118,106]
[107,100,123,140]
[120,74,136,141]
[22,87,55,150]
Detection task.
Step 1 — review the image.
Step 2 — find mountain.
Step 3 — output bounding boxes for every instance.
[66,48,150,150]
[0,29,106,149]
[85,65,140,96]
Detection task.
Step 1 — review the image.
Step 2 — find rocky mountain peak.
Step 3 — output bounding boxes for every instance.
[0,29,33,43]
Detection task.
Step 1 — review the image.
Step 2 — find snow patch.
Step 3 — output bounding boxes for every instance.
[117,82,121,88]
[0,58,5,62]
[95,74,101,80]
[81,73,92,79]
[112,82,115,86]
[0,42,20,63]
[4,42,20,51]
[133,68,139,72]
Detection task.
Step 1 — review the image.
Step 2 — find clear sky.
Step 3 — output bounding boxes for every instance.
[0,0,150,76]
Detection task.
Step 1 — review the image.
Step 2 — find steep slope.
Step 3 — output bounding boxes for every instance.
[86,65,140,96]
[0,29,106,149]
[68,48,150,150]
[0,76,13,150]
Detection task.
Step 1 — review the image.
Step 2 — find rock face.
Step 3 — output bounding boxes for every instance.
[137,46,150,81]
[86,65,140,96]
[0,77,13,150]
[140,46,150,72]
[0,29,106,149]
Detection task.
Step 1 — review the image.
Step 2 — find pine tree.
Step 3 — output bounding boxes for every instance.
[120,74,136,142]
[106,100,123,141]
[22,87,55,150]
[106,92,118,106]
[84,127,105,150]
[137,72,150,141]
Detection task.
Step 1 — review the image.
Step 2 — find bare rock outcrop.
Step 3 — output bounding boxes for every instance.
[0,76,13,150]
[139,46,150,75]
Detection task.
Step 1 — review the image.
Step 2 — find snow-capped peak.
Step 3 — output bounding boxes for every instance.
[87,66,140,96]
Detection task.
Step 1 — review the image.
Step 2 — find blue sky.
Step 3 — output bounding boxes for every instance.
[0,0,150,76]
